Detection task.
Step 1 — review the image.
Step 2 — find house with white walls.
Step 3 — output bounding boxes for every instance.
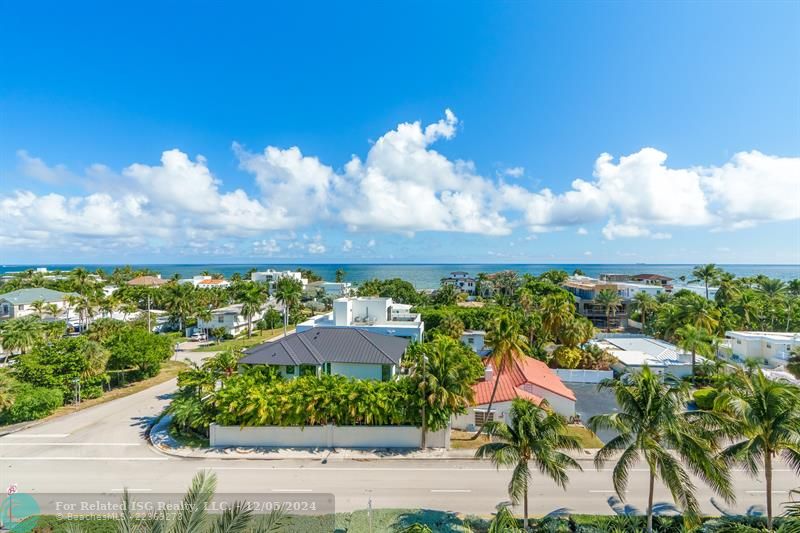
[178,275,231,289]
[441,271,476,295]
[723,331,800,367]
[239,328,409,381]
[591,334,703,378]
[297,296,424,341]
[196,302,280,337]
[250,269,308,289]
[461,330,490,357]
[452,357,576,430]
[0,288,75,320]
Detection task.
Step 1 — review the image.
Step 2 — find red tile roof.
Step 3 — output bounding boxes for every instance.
[472,357,576,406]
[198,279,227,285]
[127,275,168,287]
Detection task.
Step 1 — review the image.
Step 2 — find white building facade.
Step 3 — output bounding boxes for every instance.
[724,331,800,367]
[297,297,424,341]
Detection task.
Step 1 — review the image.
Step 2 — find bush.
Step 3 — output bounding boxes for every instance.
[0,383,64,424]
[417,305,496,331]
[693,387,718,410]
[553,346,582,369]
[105,326,173,380]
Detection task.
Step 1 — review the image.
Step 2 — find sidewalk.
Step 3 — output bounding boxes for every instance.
[149,415,601,462]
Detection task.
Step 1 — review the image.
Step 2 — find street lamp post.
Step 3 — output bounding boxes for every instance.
[72,378,81,405]
[421,354,428,450]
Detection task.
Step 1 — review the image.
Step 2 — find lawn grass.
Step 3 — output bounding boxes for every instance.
[192,327,291,352]
[450,424,602,450]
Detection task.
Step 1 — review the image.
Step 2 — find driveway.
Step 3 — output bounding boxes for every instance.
[570,382,619,443]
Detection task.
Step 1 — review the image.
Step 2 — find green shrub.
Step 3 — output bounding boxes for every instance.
[0,383,63,424]
[553,346,582,369]
[693,387,718,410]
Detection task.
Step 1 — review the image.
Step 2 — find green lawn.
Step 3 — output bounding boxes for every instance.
[451,425,602,450]
[192,327,291,352]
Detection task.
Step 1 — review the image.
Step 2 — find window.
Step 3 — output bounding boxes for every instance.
[300,365,316,376]
[766,343,772,349]
[324,362,332,375]
[217,316,224,323]
[474,410,494,426]
[285,365,295,375]
[381,365,392,381]
[467,337,474,344]
[18,305,24,310]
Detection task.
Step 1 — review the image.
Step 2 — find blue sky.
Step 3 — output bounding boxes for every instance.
[1,1,798,264]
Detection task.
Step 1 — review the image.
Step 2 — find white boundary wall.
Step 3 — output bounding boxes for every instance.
[210,424,450,449]
[554,369,613,383]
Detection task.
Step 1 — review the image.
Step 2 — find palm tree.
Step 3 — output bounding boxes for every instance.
[335,268,346,282]
[240,284,268,337]
[30,299,46,318]
[540,293,574,342]
[74,294,95,330]
[0,316,43,357]
[163,282,197,333]
[713,369,800,531]
[691,264,722,300]
[113,471,286,532]
[274,277,303,337]
[473,314,529,438]
[675,324,714,382]
[682,297,720,334]
[475,272,491,298]
[437,312,465,339]
[595,288,622,332]
[69,266,95,295]
[590,367,733,532]
[0,375,14,411]
[758,279,788,330]
[44,302,59,318]
[476,399,582,530]
[631,292,658,332]
[487,505,523,533]
[81,340,110,382]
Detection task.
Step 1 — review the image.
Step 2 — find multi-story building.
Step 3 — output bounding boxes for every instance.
[563,275,666,329]
[250,269,308,289]
[600,273,674,290]
[723,331,800,367]
[441,271,476,295]
[297,296,424,341]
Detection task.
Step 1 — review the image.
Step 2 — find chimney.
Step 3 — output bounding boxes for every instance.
[484,363,494,382]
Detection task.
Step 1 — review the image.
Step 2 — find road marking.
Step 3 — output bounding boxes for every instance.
[589,490,624,494]
[1,457,168,461]
[0,443,140,446]
[202,467,498,472]
[3,433,70,438]
[111,488,152,493]
[272,489,313,492]
[431,489,471,493]
[746,490,789,494]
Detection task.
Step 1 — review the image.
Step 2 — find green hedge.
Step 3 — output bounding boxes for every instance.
[693,387,718,410]
[0,382,64,424]
[416,305,497,331]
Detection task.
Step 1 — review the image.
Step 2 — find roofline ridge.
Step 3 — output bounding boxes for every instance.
[279,336,301,365]
[295,330,324,365]
[354,328,395,364]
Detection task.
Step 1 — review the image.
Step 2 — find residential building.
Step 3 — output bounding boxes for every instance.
[0,288,75,320]
[127,275,169,287]
[591,334,703,378]
[563,275,665,329]
[297,296,424,341]
[723,331,800,367]
[178,275,231,289]
[452,357,576,430]
[196,302,279,337]
[460,330,490,357]
[441,271,476,295]
[600,273,674,290]
[239,328,409,381]
[250,269,308,289]
[306,281,353,297]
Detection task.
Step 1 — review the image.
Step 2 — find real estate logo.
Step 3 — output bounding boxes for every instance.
[0,484,40,533]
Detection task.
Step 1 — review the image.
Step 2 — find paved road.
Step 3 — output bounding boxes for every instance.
[1,373,797,519]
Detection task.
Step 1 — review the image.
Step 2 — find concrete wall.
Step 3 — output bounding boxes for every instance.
[554,369,613,384]
[520,383,575,417]
[210,424,449,449]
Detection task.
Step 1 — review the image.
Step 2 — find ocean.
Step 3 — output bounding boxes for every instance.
[1,264,798,290]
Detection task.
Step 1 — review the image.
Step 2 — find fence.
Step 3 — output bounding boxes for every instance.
[554,369,613,383]
[209,424,450,449]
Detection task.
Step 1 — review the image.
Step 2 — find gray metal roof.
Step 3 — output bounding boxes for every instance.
[0,288,75,305]
[239,327,409,367]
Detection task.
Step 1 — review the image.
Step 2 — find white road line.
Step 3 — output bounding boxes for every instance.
[3,433,70,438]
[272,489,313,492]
[431,489,471,493]
[746,490,789,494]
[0,443,140,446]
[111,488,152,493]
[589,490,624,493]
[1,457,168,461]
[202,467,499,472]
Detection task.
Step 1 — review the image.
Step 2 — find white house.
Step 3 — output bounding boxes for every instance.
[239,328,409,381]
[0,288,75,320]
[723,331,800,367]
[452,357,576,430]
[441,271,477,295]
[196,302,279,337]
[320,281,352,296]
[250,269,307,289]
[178,275,231,289]
[591,334,704,378]
[460,330,490,357]
[297,296,424,341]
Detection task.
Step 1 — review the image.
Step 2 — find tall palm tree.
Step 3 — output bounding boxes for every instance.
[163,282,197,333]
[473,314,529,438]
[675,324,714,382]
[540,293,575,342]
[29,299,46,318]
[240,284,268,337]
[590,367,733,532]
[69,266,95,296]
[475,272,490,298]
[44,302,59,318]
[758,279,788,330]
[713,369,800,531]
[691,264,722,300]
[335,268,346,282]
[113,471,285,532]
[274,277,303,337]
[595,289,622,332]
[631,292,658,332]
[476,399,582,530]
[437,313,465,339]
[74,294,95,330]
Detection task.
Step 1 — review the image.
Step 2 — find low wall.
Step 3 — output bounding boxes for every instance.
[210,424,450,449]
[554,369,614,383]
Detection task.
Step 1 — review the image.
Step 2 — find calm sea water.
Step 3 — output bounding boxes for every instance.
[1,264,798,289]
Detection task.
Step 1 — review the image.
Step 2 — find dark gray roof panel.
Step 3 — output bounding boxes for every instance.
[240,328,409,366]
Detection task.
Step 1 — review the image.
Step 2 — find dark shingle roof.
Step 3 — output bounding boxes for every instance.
[239,328,409,367]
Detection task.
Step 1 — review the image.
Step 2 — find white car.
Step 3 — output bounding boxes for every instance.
[190,332,207,341]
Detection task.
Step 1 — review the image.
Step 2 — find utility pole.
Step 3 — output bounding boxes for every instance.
[72,378,81,405]
[421,355,428,449]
